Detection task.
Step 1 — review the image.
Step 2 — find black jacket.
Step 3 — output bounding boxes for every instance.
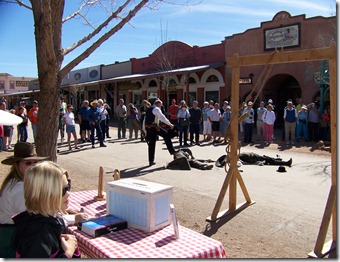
[12,211,79,258]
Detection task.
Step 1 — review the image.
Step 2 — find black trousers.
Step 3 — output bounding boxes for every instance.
[146,126,175,163]
[90,123,104,145]
[189,123,200,143]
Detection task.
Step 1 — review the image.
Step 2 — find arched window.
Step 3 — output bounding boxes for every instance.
[206,75,219,82]
[189,77,196,84]
[149,80,157,87]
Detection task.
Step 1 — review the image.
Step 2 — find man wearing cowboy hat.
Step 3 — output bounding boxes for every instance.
[87,100,106,148]
[0,142,48,257]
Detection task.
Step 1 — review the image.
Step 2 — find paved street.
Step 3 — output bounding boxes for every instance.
[15,124,333,258]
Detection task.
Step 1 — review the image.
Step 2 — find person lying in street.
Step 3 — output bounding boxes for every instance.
[216,152,292,167]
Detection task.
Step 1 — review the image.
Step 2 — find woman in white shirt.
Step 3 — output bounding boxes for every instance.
[263,104,276,144]
[0,142,48,257]
[63,104,78,150]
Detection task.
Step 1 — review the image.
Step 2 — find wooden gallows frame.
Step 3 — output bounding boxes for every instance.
[206,45,336,258]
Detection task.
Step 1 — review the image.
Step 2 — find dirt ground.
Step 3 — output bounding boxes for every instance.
[0,138,334,258]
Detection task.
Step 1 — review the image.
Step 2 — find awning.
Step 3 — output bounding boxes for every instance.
[61,62,225,88]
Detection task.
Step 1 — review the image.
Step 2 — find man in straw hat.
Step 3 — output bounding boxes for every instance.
[87,100,106,148]
[0,142,48,257]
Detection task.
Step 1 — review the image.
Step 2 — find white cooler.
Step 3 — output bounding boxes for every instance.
[106,178,173,232]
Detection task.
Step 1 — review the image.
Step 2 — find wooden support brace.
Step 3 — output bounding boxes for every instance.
[308,186,336,258]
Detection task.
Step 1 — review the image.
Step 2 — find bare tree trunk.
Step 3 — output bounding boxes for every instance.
[31,0,64,161]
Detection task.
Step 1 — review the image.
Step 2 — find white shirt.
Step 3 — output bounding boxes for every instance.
[0,181,25,224]
[63,112,75,126]
[263,110,276,125]
[152,106,172,126]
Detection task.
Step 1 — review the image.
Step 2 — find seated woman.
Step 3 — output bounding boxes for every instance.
[0,142,48,258]
[61,170,89,226]
[12,161,80,258]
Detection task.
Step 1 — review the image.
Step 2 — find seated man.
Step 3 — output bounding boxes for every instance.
[216,152,292,167]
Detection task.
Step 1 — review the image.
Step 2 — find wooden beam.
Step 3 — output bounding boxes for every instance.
[227,46,336,67]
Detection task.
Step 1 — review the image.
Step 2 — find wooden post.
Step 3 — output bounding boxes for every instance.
[94,166,106,201]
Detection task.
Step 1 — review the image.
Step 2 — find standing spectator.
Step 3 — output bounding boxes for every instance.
[0,102,11,151]
[296,105,309,143]
[16,101,27,142]
[239,102,247,140]
[78,100,91,143]
[319,108,330,141]
[16,106,28,142]
[220,105,231,143]
[242,101,255,144]
[8,110,15,147]
[12,161,80,258]
[295,98,304,112]
[218,101,229,141]
[58,97,67,142]
[263,104,276,144]
[127,103,139,140]
[177,103,190,147]
[209,103,221,145]
[283,100,298,145]
[256,101,267,141]
[115,99,127,139]
[98,99,108,141]
[202,101,212,141]
[63,104,79,151]
[139,100,151,142]
[87,100,106,148]
[27,100,39,144]
[307,101,321,142]
[103,99,112,139]
[167,99,179,127]
[189,101,202,146]
[0,124,3,152]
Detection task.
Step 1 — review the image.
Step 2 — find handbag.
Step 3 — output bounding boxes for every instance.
[179,118,189,127]
[133,118,140,128]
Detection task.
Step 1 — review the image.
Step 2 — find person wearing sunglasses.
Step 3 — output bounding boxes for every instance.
[61,170,89,226]
[0,142,48,258]
[12,161,80,258]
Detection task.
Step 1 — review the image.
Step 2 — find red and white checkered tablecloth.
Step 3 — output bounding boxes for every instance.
[68,190,227,258]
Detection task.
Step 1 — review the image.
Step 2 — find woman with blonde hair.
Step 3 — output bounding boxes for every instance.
[12,161,80,258]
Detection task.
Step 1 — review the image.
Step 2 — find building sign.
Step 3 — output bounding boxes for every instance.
[16,81,29,87]
[239,77,252,85]
[264,23,300,50]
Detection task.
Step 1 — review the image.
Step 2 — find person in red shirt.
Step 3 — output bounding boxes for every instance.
[167,99,179,127]
[28,100,39,144]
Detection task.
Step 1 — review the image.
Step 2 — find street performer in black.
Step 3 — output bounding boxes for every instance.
[143,99,176,166]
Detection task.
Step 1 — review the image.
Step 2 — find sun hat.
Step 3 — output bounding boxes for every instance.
[248,101,253,106]
[276,166,287,173]
[98,99,103,103]
[90,100,99,106]
[301,105,307,110]
[268,99,273,104]
[1,142,48,165]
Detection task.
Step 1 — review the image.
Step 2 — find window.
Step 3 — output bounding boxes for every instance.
[10,81,15,89]
[205,91,219,104]
[0,81,4,90]
[206,75,219,82]
[189,77,196,84]
[149,80,157,87]
[189,92,196,106]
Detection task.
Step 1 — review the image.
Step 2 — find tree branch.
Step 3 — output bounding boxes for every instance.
[62,0,132,56]
[62,0,98,23]
[60,0,150,78]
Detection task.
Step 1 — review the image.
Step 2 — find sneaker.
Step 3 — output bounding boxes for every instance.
[87,139,91,142]
[8,145,12,149]
[100,144,107,147]
[92,145,95,148]
[149,162,156,166]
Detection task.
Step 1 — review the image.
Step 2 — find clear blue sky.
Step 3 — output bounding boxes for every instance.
[0,0,336,77]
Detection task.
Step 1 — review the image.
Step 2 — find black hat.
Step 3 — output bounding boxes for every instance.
[215,155,227,167]
[276,166,287,173]
[1,142,48,165]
